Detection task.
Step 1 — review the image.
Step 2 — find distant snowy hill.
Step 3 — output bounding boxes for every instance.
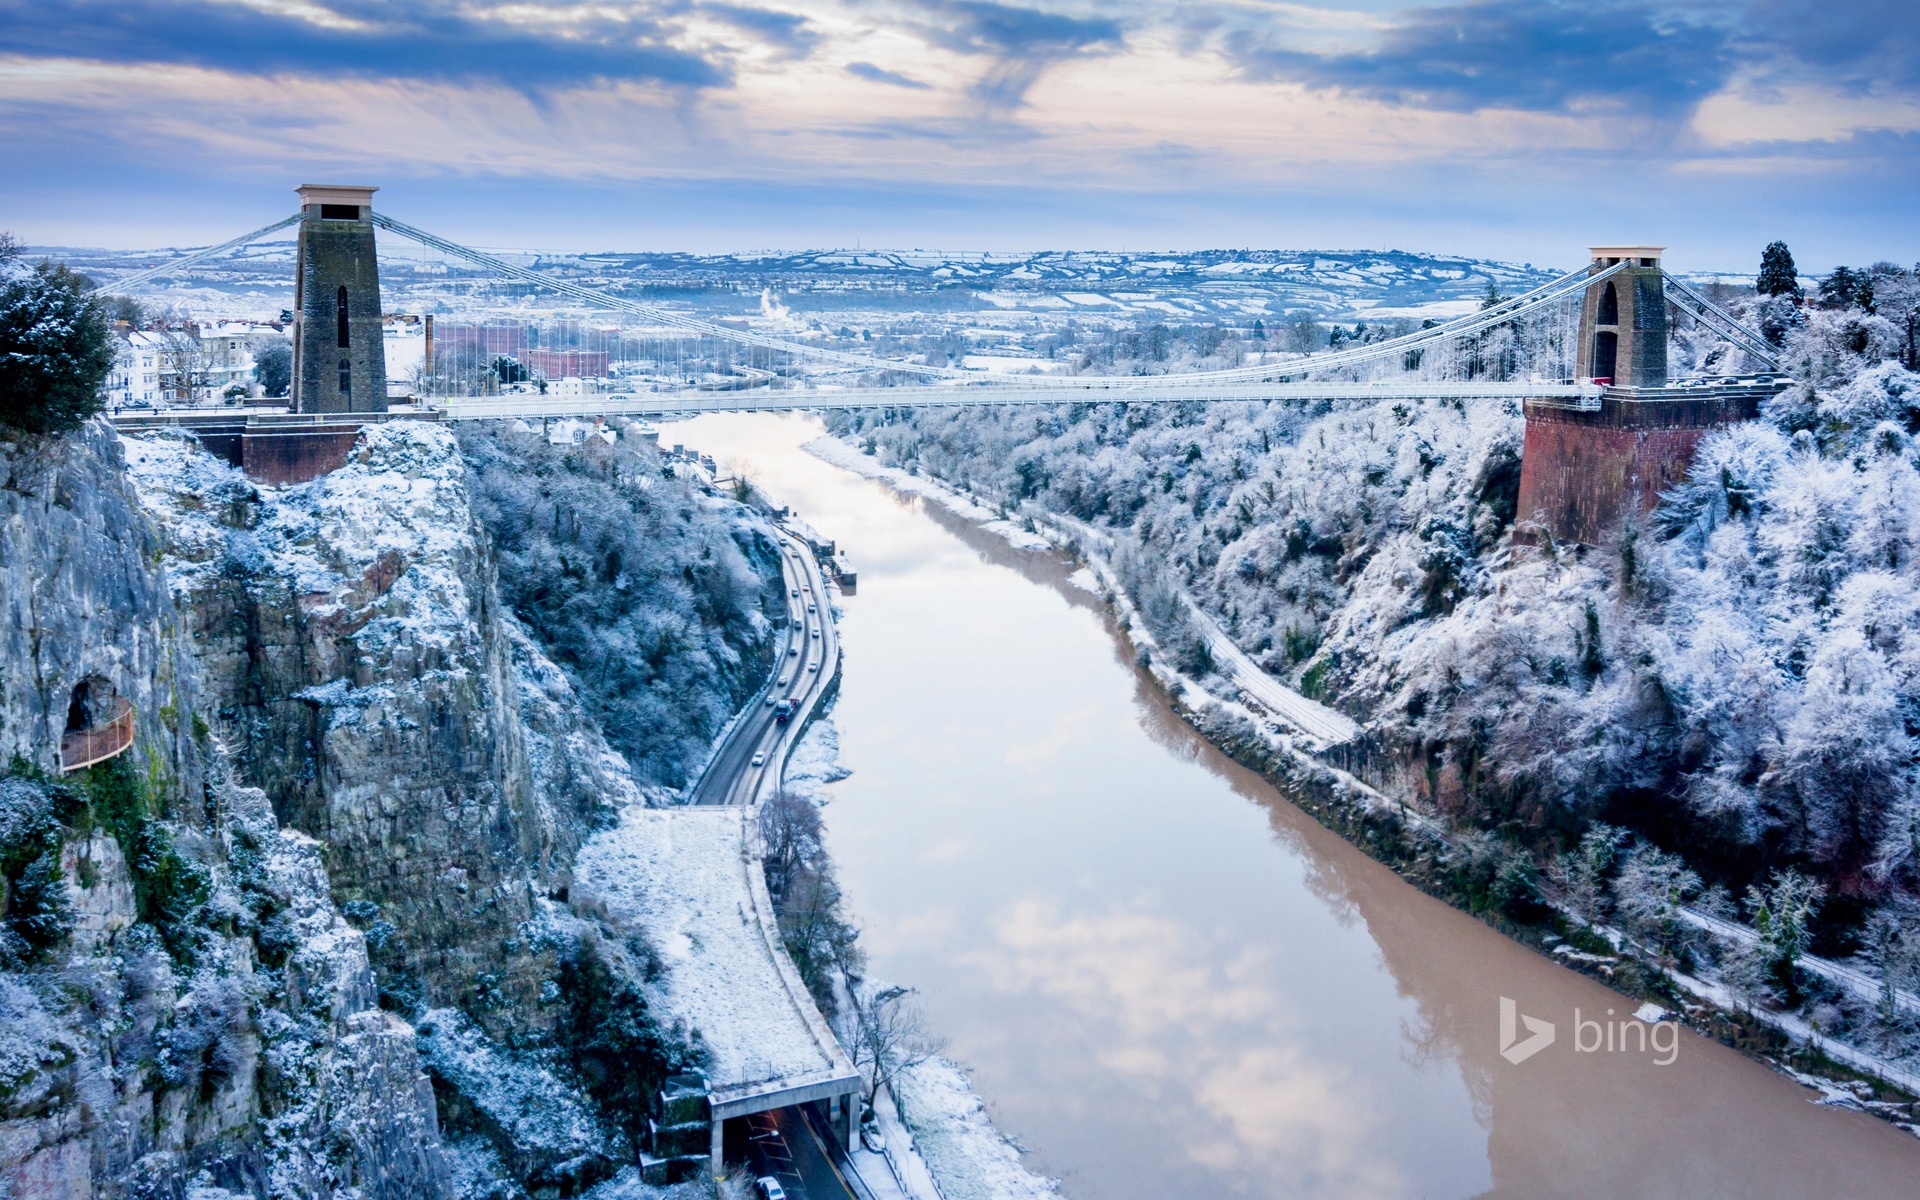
[50,240,1562,324]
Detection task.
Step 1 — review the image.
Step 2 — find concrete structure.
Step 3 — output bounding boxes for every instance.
[241,420,366,485]
[1516,247,1782,545]
[573,806,861,1184]
[292,185,387,414]
[112,409,441,486]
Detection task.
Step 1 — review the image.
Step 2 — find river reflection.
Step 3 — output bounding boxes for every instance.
[674,412,1920,1200]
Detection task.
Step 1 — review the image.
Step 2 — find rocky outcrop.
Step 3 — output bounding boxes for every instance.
[122,422,706,1195]
[0,421,450,1199]
[123,423,627,1028]
[2,415,741,1197]
[0,421,199,790]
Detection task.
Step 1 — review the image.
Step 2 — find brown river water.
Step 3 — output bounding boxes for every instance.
[675,412,1920,1200]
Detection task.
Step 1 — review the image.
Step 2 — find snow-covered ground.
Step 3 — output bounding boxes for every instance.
[891,1060,1058,1200]
[783,717,852,802]
[574,806,855,1101]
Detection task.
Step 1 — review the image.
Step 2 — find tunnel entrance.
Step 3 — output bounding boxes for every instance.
[60,677,134,773]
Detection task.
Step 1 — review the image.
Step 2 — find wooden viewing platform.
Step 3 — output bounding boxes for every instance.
[60,696,134,773]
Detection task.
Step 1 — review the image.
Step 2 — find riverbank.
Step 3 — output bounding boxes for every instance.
[802,432,1920,1133]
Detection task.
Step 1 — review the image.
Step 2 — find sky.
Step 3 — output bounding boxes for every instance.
[1,0,1915,271]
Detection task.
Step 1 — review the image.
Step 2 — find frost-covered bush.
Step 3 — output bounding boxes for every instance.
[0,771,74,967]
[156,972,252,1095]
[0,975,68,1098]
[836,287,1920,967]
[417,1005,612,1187]
[459,421,779,788]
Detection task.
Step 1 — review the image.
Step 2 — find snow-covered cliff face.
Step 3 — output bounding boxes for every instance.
[0,422,450,1199]
[124,424,645,1030]
[0,422,199,788]
[123,422,713,1195]
[1,415,746,1198]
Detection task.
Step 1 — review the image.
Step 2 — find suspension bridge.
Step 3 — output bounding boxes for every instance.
[107,184,1791,542]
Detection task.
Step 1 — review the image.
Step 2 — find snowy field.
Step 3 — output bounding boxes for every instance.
[574,806,853,1100]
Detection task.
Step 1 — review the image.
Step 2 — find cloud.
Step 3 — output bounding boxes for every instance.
[898,0,1126,109]
[846,60,933,88]
[701,4,821,60]
[0,0,730,91]
[1747,0,1920,93]
[1228,0,1734,116]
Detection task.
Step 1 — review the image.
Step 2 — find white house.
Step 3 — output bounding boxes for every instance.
[106,331,169,409]
[196,321,260,400]
[108,322,277,407]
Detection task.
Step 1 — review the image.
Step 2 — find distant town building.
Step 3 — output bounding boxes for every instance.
[106,331,168,408]
[524,348,610,379]
[197,321,261,398]
[437,322,528,356]
[107,321,282,407]
[383,315,426,397]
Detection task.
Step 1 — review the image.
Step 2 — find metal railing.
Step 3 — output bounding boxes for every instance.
[60,696,134,773]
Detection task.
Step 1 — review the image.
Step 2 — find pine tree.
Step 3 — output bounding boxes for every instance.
[1757,241,1800,298]
[0,236,113,436]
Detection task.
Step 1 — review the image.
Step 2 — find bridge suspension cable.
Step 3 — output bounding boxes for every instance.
[1020,261,1629,388]
[376,210,1633,390]
[368,212,974,380]
[99,210,1782,394]
[1661,276,1782,370]
[101,214,304,292]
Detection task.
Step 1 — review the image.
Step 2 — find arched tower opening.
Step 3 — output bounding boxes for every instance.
[1592,330,1619,381]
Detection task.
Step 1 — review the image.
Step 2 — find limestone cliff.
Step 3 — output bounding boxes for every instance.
[0,422,449,1199]
[124,423,640,1029]
[2,417,748,1197]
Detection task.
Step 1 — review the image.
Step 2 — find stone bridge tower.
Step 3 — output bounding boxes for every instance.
[1515,246,1768,546]
[1575,247,1666,386]
[292,184,387,414]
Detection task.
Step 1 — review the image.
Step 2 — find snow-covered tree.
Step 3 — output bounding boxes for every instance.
[0,235,114,435]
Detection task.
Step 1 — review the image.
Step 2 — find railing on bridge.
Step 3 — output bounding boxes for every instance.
[61,696,135,773]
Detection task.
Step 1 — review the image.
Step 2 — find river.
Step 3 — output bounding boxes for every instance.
[673,412,1920,1200]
